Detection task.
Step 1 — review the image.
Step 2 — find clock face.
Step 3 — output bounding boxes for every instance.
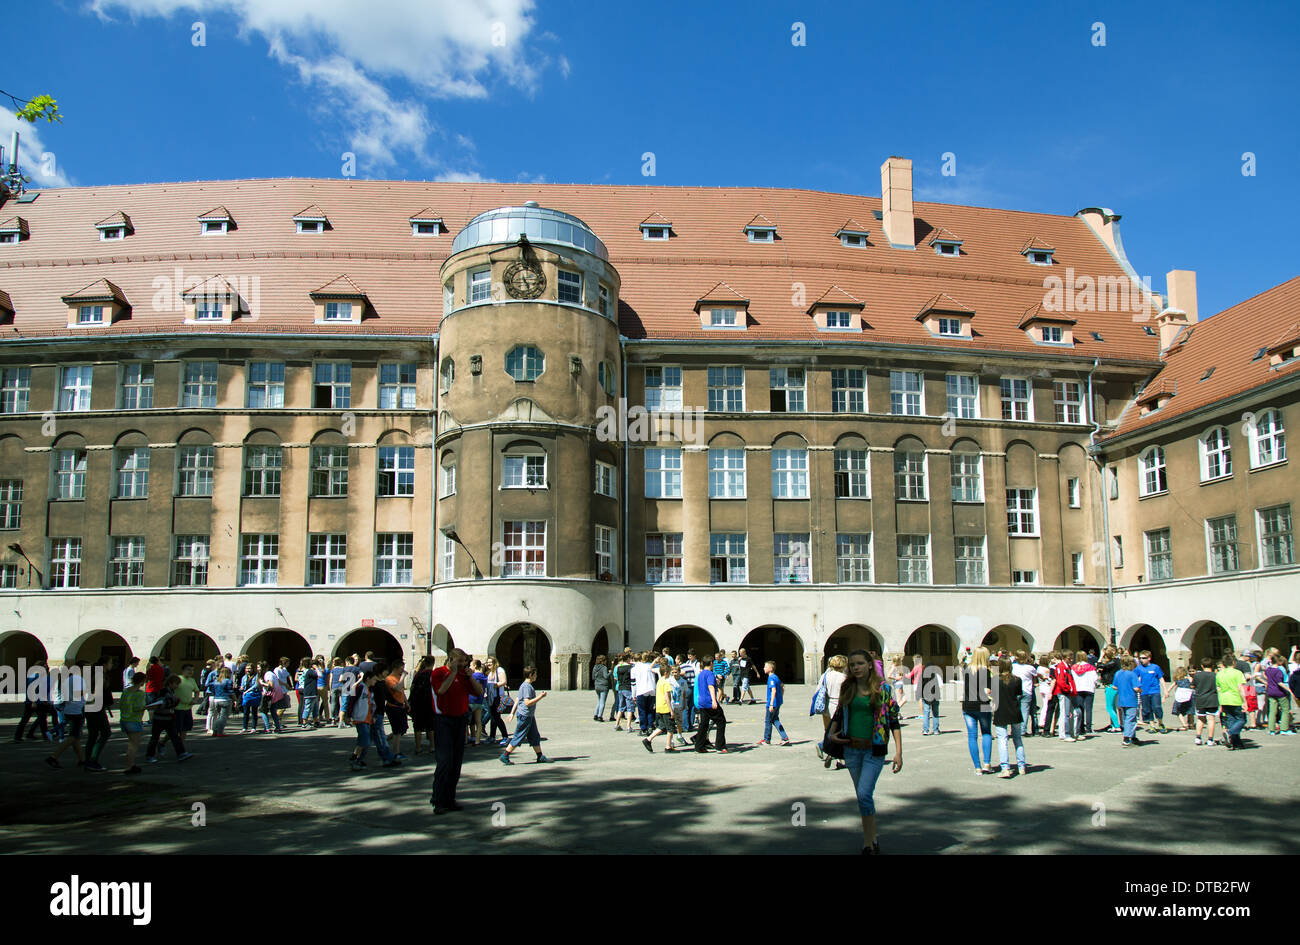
[503,260,546,300]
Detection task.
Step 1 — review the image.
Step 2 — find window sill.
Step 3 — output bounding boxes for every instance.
[1198,473,1233,485]
[1248,459,1287,473]
[1138,490,1169,500]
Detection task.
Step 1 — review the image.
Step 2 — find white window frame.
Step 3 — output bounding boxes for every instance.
[312,361,352,409]
[374,533,414,586]
[239,534,279,586]
[895,450,928,501]
[469,267,492,303]
[834,448,869,498]
[769,367,806,412]
[896,534,930,585]
[890,370,924,416]
[644,366,683,411]
[951,452,983,503]
[557,269,583,305]
[597,361,617,396]
[644,447,683,498]
[1199,426,1233,482]
[307,533,348,586]
[1071,552,1084,585]
[439,462,456,499]
[708,448,746,498]
[0,479,21,530]
[1006,488,1038,536]
[49,538,82,589]
[706,366,744,411]
[835,533,872,583]
[377,445,416,497]
[595,460,617,498]
[1257,505,1294,568]
[58,365,93,412]
[709,533,748,585]
[772,449,809,498]
[1067,477,1081,508]
[937,317,964,337]
[243,445,283,497]
[247,360,286,409]
[595,525,617,579]
[831,368,866,413]
[441,534,455,582]
[1250,410,1286,468]
[172,535,209,587]
[54,449,87,500]
[825,310,854,329]
[120,362,155,410]
[1041,325,1064,344]
[502,521,546,577]
[323,301,353,322]
[642,226,669,241]
[502,452,546,490]
[645,533,683,584]
[310,446,349,497]
[1011,570,1038,585]
[295,219,323,234]
[181,361,218,408]
[108,537,146,587]
[0,367,31,414]
[773,533,811,584]
[1138,446,1168,497]
[954,536,987,586]
[505,345,545,381]
[115,446,150,499]
[1053,380,1084,424]
[1000,377,1033,422]
[381,362,418,409]
[708,308,741,329]
[1205,515,1240,575]
[77,305,105,325]
[177,446,215,497]
[946,373,979,419]
[1144,528,1173,582]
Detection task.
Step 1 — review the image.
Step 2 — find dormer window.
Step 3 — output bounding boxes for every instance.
[62,278,128,329]
[640,212,673,240]
[936,242,960,256]
[927,227,963,257]
[696,282,749,330]
[198,207,233,235]
[293,205,330,234]
[1018,303,1075,346]
[324,302,353,322]
[644,227,668,240]
[194,300,224,322]
[806,285,865,333]
[915,294,974,339]
[202,221,226,235]
[937,317,964,337]
[409,209,444,236]
[744,214,777,243]
[77,305,104,325]
[182,275,242,325]
[1042,325,1064,343]
[826,310,853,329]
[1265,324,1300,368]
[710,308,739,328]
[835,219,869,248]
[1021,237,1055,266]
[0,217,29,244]
[95,211,133,242]
[310,275,366,325]
[0,233,17,245]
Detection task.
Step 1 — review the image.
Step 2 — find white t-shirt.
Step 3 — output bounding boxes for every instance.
[631,662,657,697]
[1072,665,1099,693]
[1011,661,1037,691]
[824,669,847,714]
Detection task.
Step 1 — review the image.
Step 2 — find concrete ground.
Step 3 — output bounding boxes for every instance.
[0,688,1295,855]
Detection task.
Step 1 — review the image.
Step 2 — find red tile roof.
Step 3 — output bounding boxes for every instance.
[60,278,127,305]
[310,274,368,299]
[197,206,233,222]
[640,211,672,228]
[1020,235,1054,254]
[1108,275,1300,439]
[1018,302,1077,328]
[836,218,871,235]
[807,285,865,313]
[694,281,748,312]
[0,178,1169,358]
[927,225,962,245]
[94,210,132,230]
[916,293,976,319]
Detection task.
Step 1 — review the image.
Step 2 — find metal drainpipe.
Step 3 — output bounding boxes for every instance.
[621,340,629,652]
[429,335,437,660]
[1087,358,1117,645]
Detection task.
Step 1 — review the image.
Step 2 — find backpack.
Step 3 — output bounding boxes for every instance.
[810,671,829,716]
[1054,661,1076,695]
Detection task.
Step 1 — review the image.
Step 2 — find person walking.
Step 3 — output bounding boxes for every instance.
[409,656,436,755]
[757,660,791,746]
[429,648,482,815]
[678,652,699,731]
[483,657,510,744]
[961,646,994,774]
[825,648,903,855]
[45,667,86,769]
[992,658,1027,778]
[118,672,147,773]
[1134,651,1168,734]
[1072,651,1099,735]
[1192,657,1220,746]
[631,653,657,737]
[1011,651,1036,735]
[1095,646,1122,733]
[83,657,114,772]
[1216,653,1251,750]
[643,662,677,753]
[918,657,942,736]
[817,654,849,767]
[1264,652,1294,735]
[144,675,194,763]
[385,661,409,761]
[591,654,611,722]
[613,653,636,732]
[1114,657,1143,746]
[207,666,234,736]
[693,657,727,752]
[14,659,50,742]
[732,649,756,705]
[500,665,550,764]
[1052,651,1079,742]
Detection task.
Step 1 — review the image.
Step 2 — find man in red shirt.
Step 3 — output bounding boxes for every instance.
[430,648,482,815]
[145,657,165,697]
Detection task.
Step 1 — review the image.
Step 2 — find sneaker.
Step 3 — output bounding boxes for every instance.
[145,756,159,764]
[1018,765,1027,776]
[84,761,106,772]
[756,739,770,746]
[44,756,60,769]
[998,769,1012,778]
[1280,730,1294,736]
[823,753,834,769]
[536,755,551,763]
[1194,737,1202,745]
[499,753,513,765]
[815,744,825,761]
[642,738,654,753]
[177,752,194,761]
[718,748,728,754]
[395,753,408,762]
[1121,738,1132,747]
[614,725,623,732]
[974,768,983,776]
[780,740,792,747]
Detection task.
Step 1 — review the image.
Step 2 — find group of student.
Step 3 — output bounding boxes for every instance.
[591,647,790,753]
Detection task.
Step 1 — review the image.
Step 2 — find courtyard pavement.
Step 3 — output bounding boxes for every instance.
[1,688,1295,855]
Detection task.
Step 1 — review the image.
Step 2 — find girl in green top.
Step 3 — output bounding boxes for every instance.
[118,675,147,774]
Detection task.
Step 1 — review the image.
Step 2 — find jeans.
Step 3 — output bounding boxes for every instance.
[615,690,634,716]
[694,706,726,750]
[146,717,184,758]
[1120,705,1138,739]
[508,714,541,749]
[844,748,886,815]
[242,701,259,730]
[681,696,696,730]
[994,723,1025,770]
[763,707,788,742]
[1139,692,1164,723]
[1221,705,1246,744]
[431,714,468,808]
[1268,696,1293,731]
[1018,693,1033,735]
[210,699,231,735]
[1078,691,1094,733]
[1104,685,1120,729]
[635,693,655,734]
[921,699,940,734]
[301,694,319,725]
[963,711,993,768]
[1057,695,1075,738]
[368,716,394,763]
[353,720,371,755]
[329,688,342,721]
[15,699,48,740]
[86,711,111,763]
[594,690,609,718]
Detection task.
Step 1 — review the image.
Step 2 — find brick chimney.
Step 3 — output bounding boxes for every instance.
[1155,269,1197,355]
[880,156,915,249]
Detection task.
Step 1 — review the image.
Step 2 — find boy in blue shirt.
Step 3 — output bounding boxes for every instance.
[693,662,727,752]
[1114,656,1143,746]
[1134,651,1168,734]
[712,652,731,704]
[757,660,790,746]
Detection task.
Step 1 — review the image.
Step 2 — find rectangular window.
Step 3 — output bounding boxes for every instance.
[173,536,209,587]
[313,362,351,409]
[374,533,413,585]
[0,480,20,529]
[1145,528,1173,581]
[0,367,31,414]
[836,534,872,583]
[644,366,683,411]
[177,446,214,497]
[379,362,417,410]
[55,449,87,500]
[834,449,869,498]
[247,361,286,408]
[709,308,739,328]
[311,446,349,497]
[323,301,353,322]
[502,521,546,577]
[441,533,455,581]
[1011,570,1038,586]
[244,446,283,497]
[240,533,278,586]
[440,463,456,498]
[954,536,987,585]
[897,534,930,585]
[825,310,853,329]
[1071,552,1084,585]
[706,366,744,411]
[769,367,805,412]
[598,285,611,319]
[0,564,17,588]
[1258,505,1294,568]
[946,373,978,419]
[378,446,416,496]
[120,363,155,410]
[1206,515,1240,574]
[937,317,964,337]
[469,268,491,303]
[110,537,146,587]
[595,525,616,579]
[1113,535,1124,568]
[645,533,683,584]
[771,449,809,498]
[1067,477,1081,508]
[831,368,866,413]
[58,365,93,412]
[1000,377,1033,422]
[443,281,454,314]
[644,448,682,498]
[50,538,82,589]
[1042,325,1064,343]
[895,451,928,501]
[181,361,218,408]
[709,533,747,584]
[595,461,616,498]
[1006,488,1038,535]
[194,300,224,321]
[77,305,105,325]
[890,370,924,416]
[951,453,983,503]
[557,269,583,304]
[773,533,811,584]
[502,454,546,489]
[708,448,746,498]
[115,447,150,498]
[1053,380,1084,424]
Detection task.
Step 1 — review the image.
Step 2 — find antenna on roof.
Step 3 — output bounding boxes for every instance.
[0,130,28,199]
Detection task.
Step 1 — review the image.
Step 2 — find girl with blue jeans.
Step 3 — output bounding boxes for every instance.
[961,647,994,774]
[825,649,903,855]
[992,661,1027,777]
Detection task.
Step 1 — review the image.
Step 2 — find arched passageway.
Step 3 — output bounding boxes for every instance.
[334,628,404,664]
[904,625,959,669]
[652,626,720,661]
[739,626,805,683]
[243,628,312,671]
[494,624,553,688]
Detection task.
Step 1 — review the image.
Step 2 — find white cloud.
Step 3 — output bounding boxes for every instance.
[0,111,72,188]
[89,0,548,173]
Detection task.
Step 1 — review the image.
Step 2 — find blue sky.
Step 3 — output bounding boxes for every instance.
[5,0,1298,317]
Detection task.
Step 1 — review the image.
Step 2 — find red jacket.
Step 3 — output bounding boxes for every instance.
[145,663,165,694]
[1052,661,1076,697]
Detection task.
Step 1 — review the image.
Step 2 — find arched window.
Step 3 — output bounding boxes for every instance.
[439,357,454,392]
[1138,446,1167,496]
[894,442,928,501]
[950,442,983,503]
[506,345,544,381]
[1199,426,1232,481]
[1251,409,1286,468]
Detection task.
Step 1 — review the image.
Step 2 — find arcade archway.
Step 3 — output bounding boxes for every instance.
[0,630,46,668]
[243,628,312,670]
[153,628,221,666]
[983,624,1033,654]
[1125,624,1169,677]
[652,626,720,660]
[825,625,884,661]
[334,628,404,663]
[494,623,553,688]
[739,625,805,683]
[1255,615,1300,655]
[1185,621,1233,668]
[904,624,959,669]
[1054,625,1104,656]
